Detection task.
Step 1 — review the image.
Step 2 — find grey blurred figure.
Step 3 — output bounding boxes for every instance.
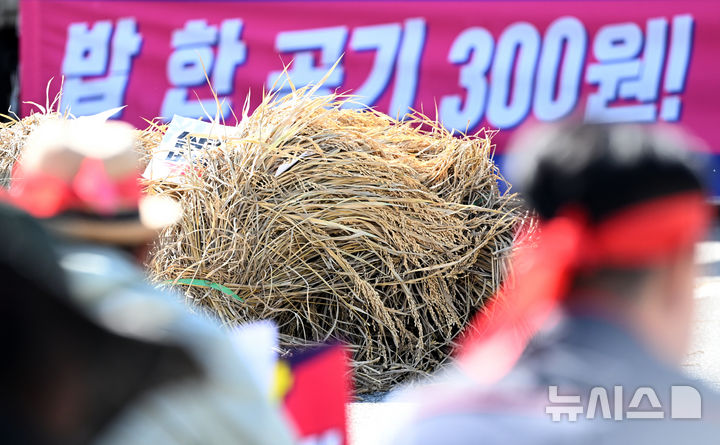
[391,124,720,445]
[5,118,294,445]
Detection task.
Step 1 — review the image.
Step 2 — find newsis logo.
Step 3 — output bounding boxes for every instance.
[546,385,702,421]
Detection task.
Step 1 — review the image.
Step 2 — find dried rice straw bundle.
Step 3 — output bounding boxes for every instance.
[146,86,524,393]
[136,120,166,168]
[0,84,71,186]
[0,111,66,187]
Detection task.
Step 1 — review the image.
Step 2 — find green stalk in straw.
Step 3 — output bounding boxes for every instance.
[165,278,243,302]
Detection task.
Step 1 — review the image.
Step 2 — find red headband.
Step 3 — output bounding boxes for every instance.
[6,160,143,219]
[457,192,711,383]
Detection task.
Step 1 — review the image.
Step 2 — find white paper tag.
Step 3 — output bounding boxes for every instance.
[229,320,279,399]
[74,106,127,123]
[143,115,235,183]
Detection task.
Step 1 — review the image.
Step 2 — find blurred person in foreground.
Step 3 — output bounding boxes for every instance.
[5,119,294,445]
[392,124,720,444]
[0,202,200,444]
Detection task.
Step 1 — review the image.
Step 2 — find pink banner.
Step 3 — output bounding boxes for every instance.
[20,0,720,156]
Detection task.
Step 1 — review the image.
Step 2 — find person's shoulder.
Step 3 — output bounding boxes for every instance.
[390,381,587,445]
[394,412,573,445]
[388,369,556,445]
[389,363,720,445]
